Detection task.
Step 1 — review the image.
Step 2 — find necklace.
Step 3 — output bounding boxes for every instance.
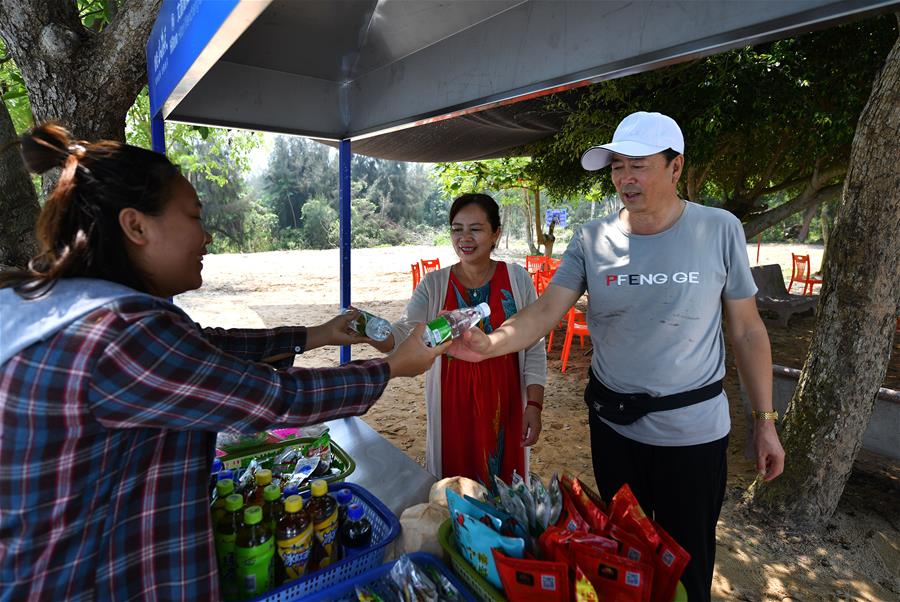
[454,261,495,289]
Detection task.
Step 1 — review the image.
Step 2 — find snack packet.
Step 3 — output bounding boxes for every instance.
[389,554,439,601]
[529,473,552,531]
[561,473,609,533]
[282,455,319,489]
[493,548,570,602]
[300,432,332,477]
[494,476,530,536]
[608,524,655,567]
[572,543,653,602]
[547,474,563,526]
[555,486,591,533]
[446,489,527,540]
[510,471,537,533]
[451,510,525,589]
[650,521,691,602]
[574,565,600,602]
[608,484,660,549]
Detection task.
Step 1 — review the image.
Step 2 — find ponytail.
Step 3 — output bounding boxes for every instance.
[0,123,179,297]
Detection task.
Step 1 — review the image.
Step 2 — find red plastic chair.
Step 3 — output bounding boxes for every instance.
[420,258,441,274]
[788,254,823,296]
[559,307,590,372]
[534,269,554,296]
[526,255,549,274]
[411,263,421,292]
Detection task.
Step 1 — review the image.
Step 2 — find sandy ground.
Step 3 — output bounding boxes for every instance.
[177,242,899,602]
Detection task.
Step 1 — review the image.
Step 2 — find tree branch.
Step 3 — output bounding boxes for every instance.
[743,182,843,239]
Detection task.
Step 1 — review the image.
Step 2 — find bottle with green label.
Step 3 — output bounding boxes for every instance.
[235,505,275,598]
[276,494,314,582]
[215,494,244,602]
[422,302,491,347]
[345,308,392,341]
[308,479,339,569]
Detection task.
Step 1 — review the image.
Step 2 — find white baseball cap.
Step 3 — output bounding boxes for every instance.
[580,111,684,171]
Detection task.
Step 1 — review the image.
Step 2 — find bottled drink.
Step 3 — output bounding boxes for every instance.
[217,468,235,483]
[210,458,223,498]
[261,484,283,533]
[339,503,372,558]
[335,488,353,526]
[276,494,314,582]
[215,494,244,602]
[236,505,275,598]
[346,308,392,341]
[211,478,235,525]
[248,469,273,507]
[422,302,491,347]
[307,479,340,569]
[282,484,299,500]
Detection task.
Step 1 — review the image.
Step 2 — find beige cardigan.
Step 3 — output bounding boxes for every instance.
[389,262,548,478]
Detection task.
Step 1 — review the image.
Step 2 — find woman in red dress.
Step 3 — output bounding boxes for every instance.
[373,194,547,490]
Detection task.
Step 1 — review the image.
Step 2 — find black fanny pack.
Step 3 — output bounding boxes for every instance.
[584,369,723,425]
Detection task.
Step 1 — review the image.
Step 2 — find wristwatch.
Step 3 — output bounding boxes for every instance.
[751,410,779,421]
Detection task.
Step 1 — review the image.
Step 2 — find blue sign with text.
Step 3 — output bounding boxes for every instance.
[146,0,239,118]
[545,208,568,228]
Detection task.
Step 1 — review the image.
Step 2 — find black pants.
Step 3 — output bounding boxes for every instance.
[588,412,728,602]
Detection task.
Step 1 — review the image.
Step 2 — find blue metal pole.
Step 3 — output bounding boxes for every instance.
[339,139,352,365]
[150,115,166,155]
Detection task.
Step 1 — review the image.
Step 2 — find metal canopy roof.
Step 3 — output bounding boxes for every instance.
[148,0,897,155]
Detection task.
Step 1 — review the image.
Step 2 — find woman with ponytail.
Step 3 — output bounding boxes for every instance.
[0,124,445,600]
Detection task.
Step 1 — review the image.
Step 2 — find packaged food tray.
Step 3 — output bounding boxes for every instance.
[438,518,505,602]
[300,552,478,602]
[249,482,400,601]
[219,436,355,492]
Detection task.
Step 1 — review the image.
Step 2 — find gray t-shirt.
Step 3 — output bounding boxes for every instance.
[552,201,756,446]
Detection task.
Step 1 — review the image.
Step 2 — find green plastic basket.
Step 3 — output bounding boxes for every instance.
[217,436,355,492]
[438,519,505,602]
[438,519,689,602]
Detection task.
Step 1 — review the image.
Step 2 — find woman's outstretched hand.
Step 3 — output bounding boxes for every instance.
[386,323,450,378]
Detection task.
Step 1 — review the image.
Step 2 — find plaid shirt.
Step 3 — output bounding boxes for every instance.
[0,296,389,601]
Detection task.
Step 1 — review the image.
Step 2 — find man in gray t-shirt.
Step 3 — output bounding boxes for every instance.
[451,112,784,602]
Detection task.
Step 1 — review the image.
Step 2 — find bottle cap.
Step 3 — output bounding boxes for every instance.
[216,479,235,497]
[217,469,234,482]
[224,494,244,512]
[347,503,365,522]
[310,479,328,497]
[263,484,281,502]
[243,505,263,525]
[255,469,272,486]
[476,302,491,317]
[211,459,223,474]
[335,488,353,505]
[282,484,299,499]
[284,495,304,513]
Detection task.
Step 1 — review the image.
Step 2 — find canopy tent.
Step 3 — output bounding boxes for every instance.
[146,0,897,360]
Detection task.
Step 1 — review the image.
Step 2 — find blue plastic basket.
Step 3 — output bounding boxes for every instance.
[300,552,478,602]
[249,482,400,601]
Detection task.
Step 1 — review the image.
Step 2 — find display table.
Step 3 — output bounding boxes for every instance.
[322,417,436,517]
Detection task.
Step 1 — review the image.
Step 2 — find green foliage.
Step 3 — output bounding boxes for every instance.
[524,15,897,220]
[300,197,339,249]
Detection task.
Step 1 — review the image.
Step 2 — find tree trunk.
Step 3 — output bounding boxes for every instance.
[0,95,39,268]
[796,203,818,243]
[748,20,900,529]
[520,190,537,254]
[532,188,546,252]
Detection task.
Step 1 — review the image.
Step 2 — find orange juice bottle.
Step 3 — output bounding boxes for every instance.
[276,494,314,582]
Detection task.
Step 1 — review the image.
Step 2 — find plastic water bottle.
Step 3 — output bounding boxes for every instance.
[345,308,392,341]
[422,302,491,347]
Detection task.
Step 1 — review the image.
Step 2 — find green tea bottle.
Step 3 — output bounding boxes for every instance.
[214,494,243,602]
[261,484,283,533]
[235,505,275,598]
[211,478,235,525]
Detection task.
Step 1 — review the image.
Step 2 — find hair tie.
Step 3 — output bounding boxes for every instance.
[68,143,86,158]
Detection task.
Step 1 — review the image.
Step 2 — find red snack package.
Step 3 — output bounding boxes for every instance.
[571,532,619,555]
[650,521,691,602]
[608,524,656,566]
[574,564,600,602]
[608,484,660,548]
[493,549,570,602]
[539,526,578,564]
[572,542,653,602]
[555,487,591,533]
[561,473,609,533]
